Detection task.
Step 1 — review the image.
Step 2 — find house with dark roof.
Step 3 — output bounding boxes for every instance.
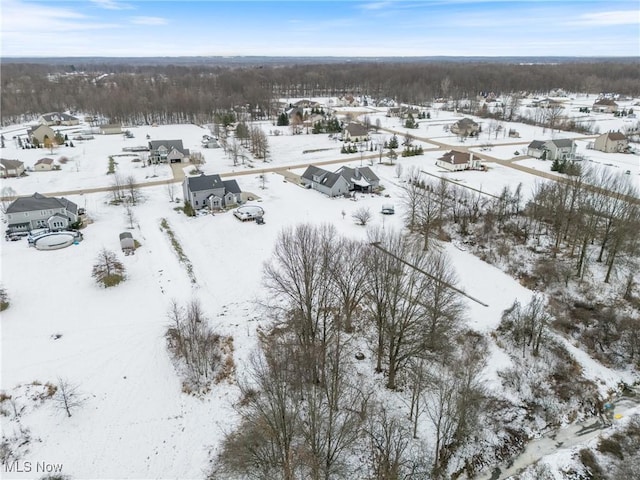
[343,123,369,143]
[527,140,547,158]
[149,140,190,164]
[593,132,629,153]
[0,158,25,178]
[301,164,381,196]
[450,118,480,137]
[182,173,242,210]
[544,139,576,160]
[38,112,79,126]
[301,165,351,197]
[334,166,380,192]
[34,158,55,171]
[527,139,576,160]
[4,193,79,233]
[436,151,483,172]
[592,99,618,113]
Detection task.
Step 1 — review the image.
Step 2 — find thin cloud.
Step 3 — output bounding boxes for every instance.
[359,1,395,10]
[570,10,640,26]
[130,16,169,26]
[91,0,134,10]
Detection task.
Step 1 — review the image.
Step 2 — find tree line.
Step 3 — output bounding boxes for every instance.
[2,60,639,126]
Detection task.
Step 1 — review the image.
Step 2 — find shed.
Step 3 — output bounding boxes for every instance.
[119,232,135,252]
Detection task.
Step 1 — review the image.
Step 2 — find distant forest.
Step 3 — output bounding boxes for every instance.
[2,59,639,126]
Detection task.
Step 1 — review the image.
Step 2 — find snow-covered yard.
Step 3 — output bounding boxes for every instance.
[2,100,638,478]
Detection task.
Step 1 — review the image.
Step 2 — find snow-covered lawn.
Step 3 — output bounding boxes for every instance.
[2,101,638,478]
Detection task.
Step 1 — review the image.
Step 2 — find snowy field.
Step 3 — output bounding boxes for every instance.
[2,98,639,479]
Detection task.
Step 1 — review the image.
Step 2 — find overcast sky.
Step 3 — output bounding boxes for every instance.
[2,0,639,57]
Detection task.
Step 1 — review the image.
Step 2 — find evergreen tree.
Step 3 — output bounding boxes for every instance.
[388,134,399,149]
[277,112,289,126]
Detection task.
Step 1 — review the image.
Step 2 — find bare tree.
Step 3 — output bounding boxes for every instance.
[125,175,142,205]
[166,181,176,202]
[352,207,372,226]
[92,248,126,288]
[263,224,337,380]
[395,163,403,179]
[217,347,302,480]
[166,299,227,391]
[366,404,424,479]
[124,200,136,229]
[500,294,549,357]
[190,150,206,173]
[0,186,17,214]
[54,378,84,418]
[329,238,368,332]
[111,173,125,204]
[425,337,486,477]
[544,104,565,132]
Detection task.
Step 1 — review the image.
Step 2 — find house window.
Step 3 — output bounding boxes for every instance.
[195,201,199,206]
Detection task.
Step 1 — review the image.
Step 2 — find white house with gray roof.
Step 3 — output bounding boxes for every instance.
[334,166,380,192]
[38,112,79,126]
[149,140,190,164]
[301,165,381,197]
[0,158,25,178]
[182,173,242,210]
[301,166,351,197]
[527,138,576,160]
[5,192,79,233]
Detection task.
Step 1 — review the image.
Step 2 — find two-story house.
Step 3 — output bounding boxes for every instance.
[593,132,629,153]
[182,173,242,210]
[5,193,79,233]
[149,140,190,164]
[527,139,576,160]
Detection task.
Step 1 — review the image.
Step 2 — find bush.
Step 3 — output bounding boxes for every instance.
[183,201,195,217]
[0,285,9,311]
[597,437,623,459]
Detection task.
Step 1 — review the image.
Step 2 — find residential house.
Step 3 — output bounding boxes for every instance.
[34,158,55,171]
[544,139,576,160]
[527,140,547,159]
[5,192,79,233]
[301,165,351,197]
[343,123,369,143]
[100,124,122,135]
[527,139,576,160]
[182,173,242,210]
[27,125,56,145]
[592,99,618,113]
[334,166,380,192]
[593,132,629,153]
[337,94,357,107]
[0,159,25,178]
[450,118,480,137]
[436,151,483,172]
[38,112,79,126]
[148,140,190,164]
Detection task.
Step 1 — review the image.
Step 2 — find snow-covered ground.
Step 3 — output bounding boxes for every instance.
[1,99,638,479]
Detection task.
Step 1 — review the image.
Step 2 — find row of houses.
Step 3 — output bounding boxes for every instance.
[526,132,629,160]
[1,157,63,177]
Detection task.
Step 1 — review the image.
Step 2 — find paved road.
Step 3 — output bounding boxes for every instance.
[2,127,637,207]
